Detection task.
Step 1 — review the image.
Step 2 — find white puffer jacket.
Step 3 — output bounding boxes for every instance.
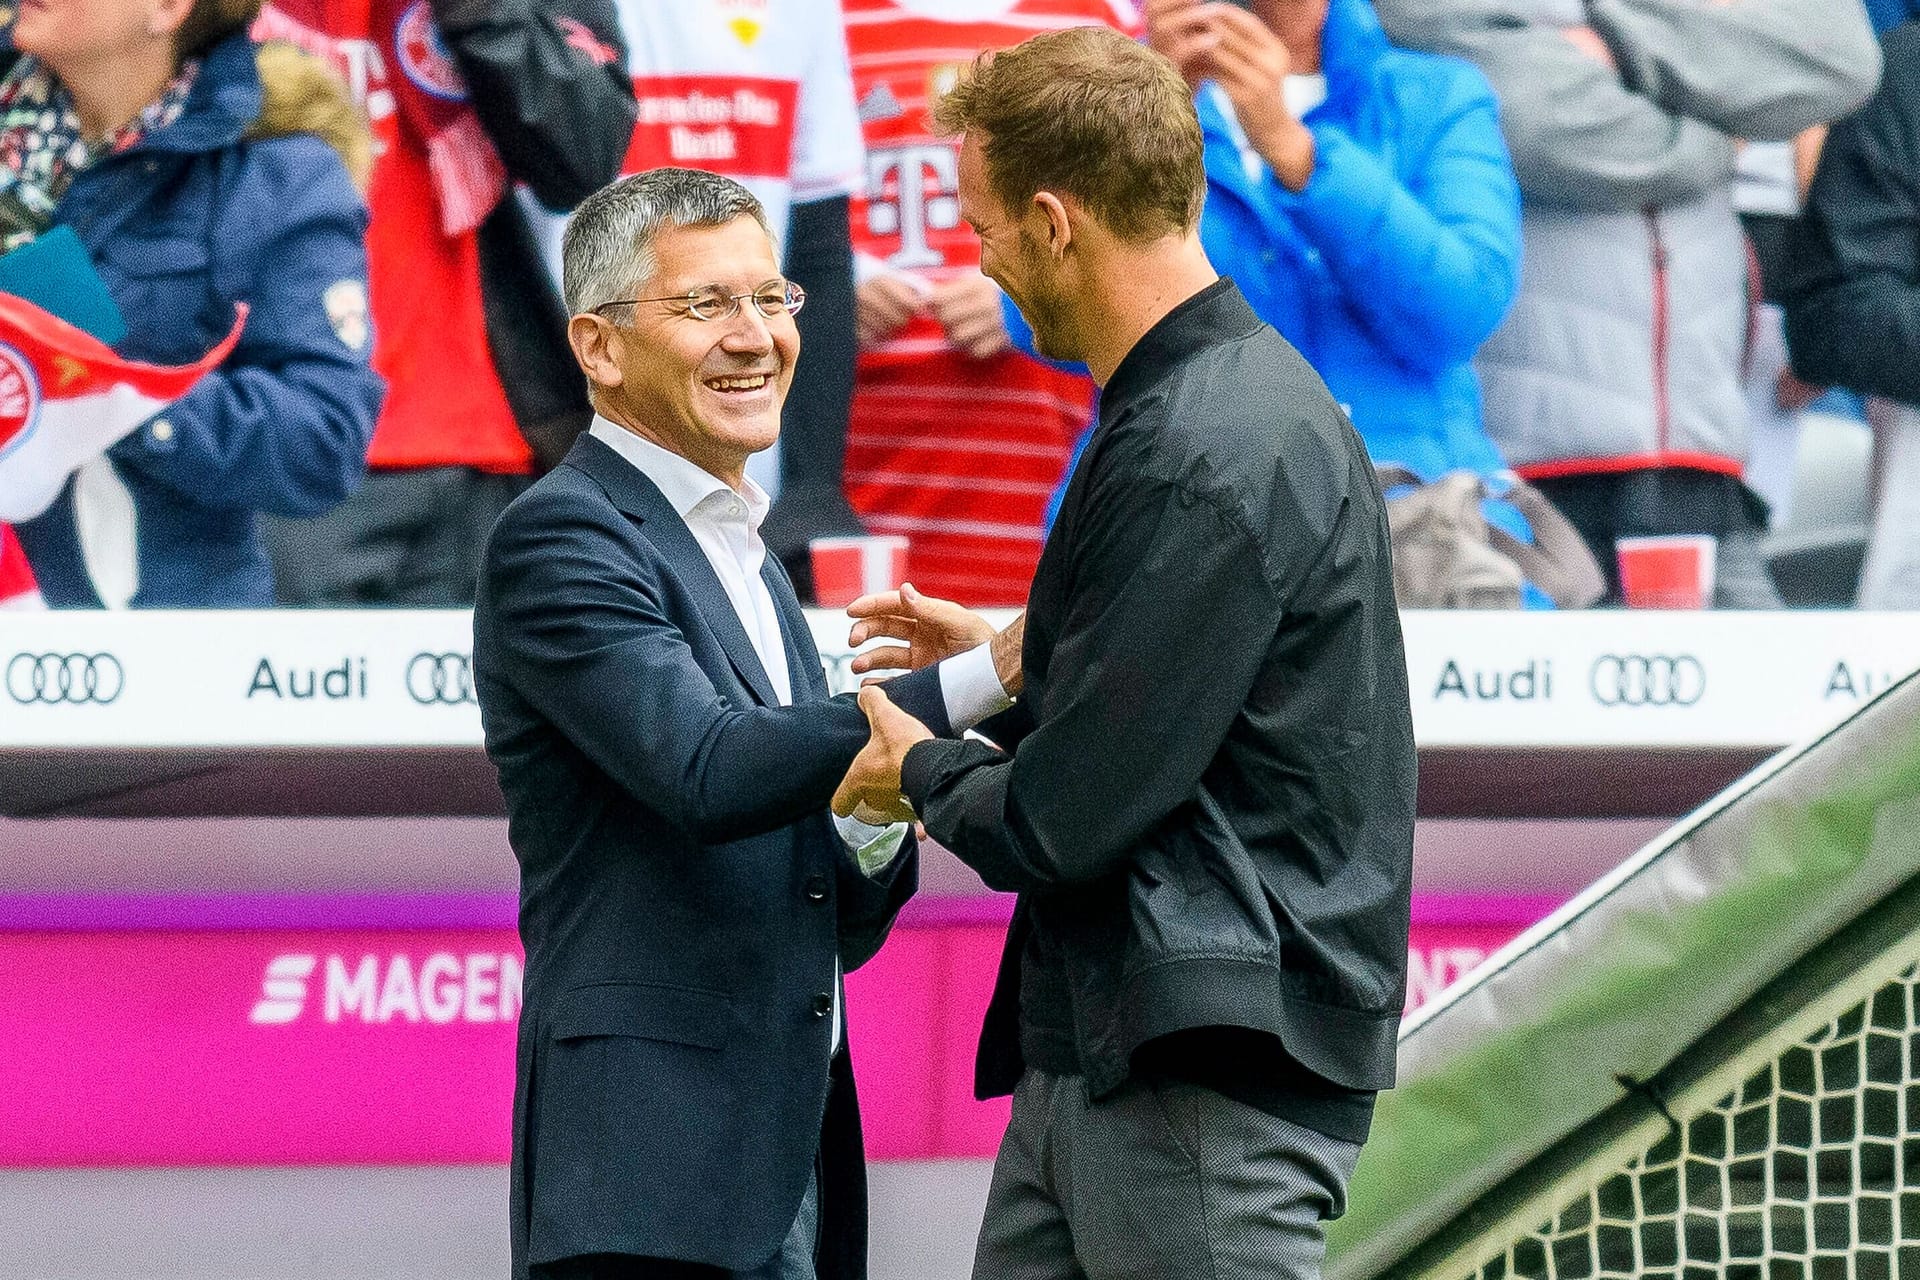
[1376,0,1881,479]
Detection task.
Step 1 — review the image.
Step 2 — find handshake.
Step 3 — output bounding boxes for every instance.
[830,582,1024,826]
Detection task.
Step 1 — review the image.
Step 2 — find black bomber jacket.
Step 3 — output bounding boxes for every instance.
[901,279,1418,1103]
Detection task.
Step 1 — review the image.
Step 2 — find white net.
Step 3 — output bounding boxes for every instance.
[1460,961,1920,1280]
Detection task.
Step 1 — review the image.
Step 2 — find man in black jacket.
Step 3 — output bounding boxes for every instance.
[834,26,1416,1280]
[1783,21,1920,609]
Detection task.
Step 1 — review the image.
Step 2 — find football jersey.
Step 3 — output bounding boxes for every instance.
[841,0,1131,606]
[612,0,866,249]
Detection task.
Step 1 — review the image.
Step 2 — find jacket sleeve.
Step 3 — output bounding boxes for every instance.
[1275,72,1520,372]
[484,492,953,845]
[107,137,382,518]
[1587,0,1881,141]
[430,0,636,210]
[1373,2,1736,208]
[1782,30,1920,402]
[898,467,1278,894]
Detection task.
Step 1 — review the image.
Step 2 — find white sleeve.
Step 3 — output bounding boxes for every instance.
[788,0,865,203]
[939,642,1015,733]
[833,810,910,875]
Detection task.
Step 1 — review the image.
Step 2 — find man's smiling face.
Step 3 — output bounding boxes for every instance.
[601,216,799,479]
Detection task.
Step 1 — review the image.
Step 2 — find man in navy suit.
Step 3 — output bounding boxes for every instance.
[473,168,1013,1280]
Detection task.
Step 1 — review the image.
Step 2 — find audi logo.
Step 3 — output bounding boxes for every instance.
[407,652,475,705]
[1589,654,1705,708]
[6,652,125,705]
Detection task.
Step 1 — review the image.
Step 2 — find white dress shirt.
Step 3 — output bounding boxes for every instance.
[588,418,1014,1051]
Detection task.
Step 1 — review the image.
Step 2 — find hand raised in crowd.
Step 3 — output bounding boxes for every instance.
[831,685,934,824]
[856,274,926,349]
[928,273,1012,361]
[1145,0,1316,190]
[847,581,996,675]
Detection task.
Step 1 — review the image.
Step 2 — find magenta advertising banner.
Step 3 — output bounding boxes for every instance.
[0,895,1554,1166]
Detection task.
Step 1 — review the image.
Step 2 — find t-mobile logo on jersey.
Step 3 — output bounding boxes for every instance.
[249,952,524,1026]
[867,145,960,270]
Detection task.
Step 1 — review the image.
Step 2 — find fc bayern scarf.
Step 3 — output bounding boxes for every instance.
[254,0,505,235]
[0,293,246,524]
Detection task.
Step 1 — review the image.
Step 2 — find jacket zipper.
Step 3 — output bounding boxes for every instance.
[1645,208,1671,459]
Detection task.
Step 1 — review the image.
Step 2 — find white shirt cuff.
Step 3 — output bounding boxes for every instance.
[940,642,1015,733]
[833,810,910,877]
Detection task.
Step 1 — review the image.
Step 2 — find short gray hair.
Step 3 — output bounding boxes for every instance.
[561,168,774,317]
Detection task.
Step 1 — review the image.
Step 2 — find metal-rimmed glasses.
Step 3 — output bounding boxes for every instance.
[593,279,806,323]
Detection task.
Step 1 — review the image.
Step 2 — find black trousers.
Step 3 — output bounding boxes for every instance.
[1531,468,1782,608]
[264,466,528,607]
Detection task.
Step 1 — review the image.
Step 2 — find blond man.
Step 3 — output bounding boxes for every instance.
[834,26,1416,1280]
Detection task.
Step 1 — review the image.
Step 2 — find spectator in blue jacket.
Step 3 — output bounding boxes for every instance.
[1867,0,1920,32]
[1146,0,1521,495]
[5,0,382,608]
[1019,0,1526,546]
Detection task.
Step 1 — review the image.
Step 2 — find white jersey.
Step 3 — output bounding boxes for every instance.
[613,0,864,249]
[527,1,862,496]
[525,0,862,284]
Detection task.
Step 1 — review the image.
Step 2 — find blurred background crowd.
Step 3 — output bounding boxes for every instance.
[2,0,1916,615]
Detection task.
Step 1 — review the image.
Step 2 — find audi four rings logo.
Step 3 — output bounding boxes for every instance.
[1589,654,1705,707]
[6,652,124,705]
[407,652,475,705]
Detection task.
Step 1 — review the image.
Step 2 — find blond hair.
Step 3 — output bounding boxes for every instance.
[931,26,1204,243]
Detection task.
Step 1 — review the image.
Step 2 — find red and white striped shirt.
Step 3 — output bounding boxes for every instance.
[842,0,1133,606]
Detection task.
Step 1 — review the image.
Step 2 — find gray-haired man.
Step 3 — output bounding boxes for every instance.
[473,168,1010,1280]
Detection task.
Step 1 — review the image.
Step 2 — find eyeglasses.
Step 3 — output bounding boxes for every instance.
[593,279,807,323]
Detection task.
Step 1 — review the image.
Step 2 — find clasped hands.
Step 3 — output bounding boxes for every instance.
[830,583,997,824]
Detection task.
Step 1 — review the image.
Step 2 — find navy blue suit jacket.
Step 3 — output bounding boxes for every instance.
[474,433,948,1277]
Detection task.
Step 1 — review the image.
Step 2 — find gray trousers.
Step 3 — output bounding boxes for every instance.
[1859,403,1920,609]
[973,1071,1363,1280]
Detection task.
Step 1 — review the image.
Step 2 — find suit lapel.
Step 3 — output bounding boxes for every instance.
[564,434,782,708]
[763,552,828,704]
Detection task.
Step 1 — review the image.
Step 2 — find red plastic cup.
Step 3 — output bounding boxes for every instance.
[1616,534,1717,609]
[809,535,909,608]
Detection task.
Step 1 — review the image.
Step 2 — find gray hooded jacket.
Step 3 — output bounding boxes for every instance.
[1374,0,1880,478]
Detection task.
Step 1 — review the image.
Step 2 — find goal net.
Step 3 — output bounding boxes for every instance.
[1443,897,1919,1280]
[1327,670,1920,1280]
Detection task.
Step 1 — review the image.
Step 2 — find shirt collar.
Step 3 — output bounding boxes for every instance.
[587,416,769,529]
[1102,278,1263,417]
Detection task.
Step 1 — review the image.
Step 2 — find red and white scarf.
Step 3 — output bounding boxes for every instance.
[254,0,505,235]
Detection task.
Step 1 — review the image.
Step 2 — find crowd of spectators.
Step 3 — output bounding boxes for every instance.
[0,0,1912,612]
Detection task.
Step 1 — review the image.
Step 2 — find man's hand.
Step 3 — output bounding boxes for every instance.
[832,686,934,821]
[928,273,1012,360]
[857,274,926,349]
[1146,0,1315,190]
[847,582,997,676]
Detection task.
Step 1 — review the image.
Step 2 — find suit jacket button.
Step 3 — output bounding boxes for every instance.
[811,992,833,1018]
[805,873,829,902]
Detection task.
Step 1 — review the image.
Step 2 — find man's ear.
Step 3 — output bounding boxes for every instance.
[148,0,193,38]
[568,314,625,390]
[1031,192,1074,261]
